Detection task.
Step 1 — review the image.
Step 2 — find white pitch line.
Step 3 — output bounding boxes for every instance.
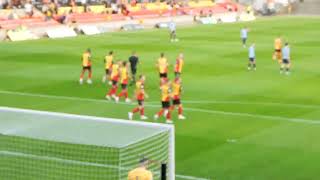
[148,100,320,109]
[0,90,320,125]
[176,174,210,180]
[183,107,320,125]
[0,150,209,180]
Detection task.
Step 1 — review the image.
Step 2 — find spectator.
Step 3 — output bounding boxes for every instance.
[24,0,34,17]
[110,1,118,14]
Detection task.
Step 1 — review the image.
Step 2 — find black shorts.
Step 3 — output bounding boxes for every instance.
[121,84,127,89]
[282,59,290,64]
[105,69,110,75]
[275,49,281,52]
[112,80,118,86]
[249,58,255,62]
[138,100,144,106]
[83,66,91,70]
[242,38,247,44]
[173,99,181,105]
[159,73,167,78]
[131,68,137,75]
[162,101,170,108]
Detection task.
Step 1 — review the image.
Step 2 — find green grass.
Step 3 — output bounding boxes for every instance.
[1,16,320,179]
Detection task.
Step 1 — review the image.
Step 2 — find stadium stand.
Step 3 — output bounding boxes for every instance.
[0,0,249,41]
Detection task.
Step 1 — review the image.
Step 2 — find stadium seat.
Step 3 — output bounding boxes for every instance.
[0,18,60,30]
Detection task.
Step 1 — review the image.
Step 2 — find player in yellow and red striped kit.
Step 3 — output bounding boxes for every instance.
[128,75,148,120]
[117,61,131,103]
[103,51,114,84]
[105,61,121,102]
[170,77,186,120]
[79,48,92,85]
[174,53,184,78]
[154,79,172,124]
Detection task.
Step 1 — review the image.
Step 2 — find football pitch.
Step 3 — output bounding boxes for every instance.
[1,16,320,180]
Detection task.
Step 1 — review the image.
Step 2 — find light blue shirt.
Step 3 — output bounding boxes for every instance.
[282,46,290,59]
[249,46,255,58]
[241,28,248,39]
[169,22,176,32]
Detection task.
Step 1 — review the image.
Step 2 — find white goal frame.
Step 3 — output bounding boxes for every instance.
[0,106,175,180]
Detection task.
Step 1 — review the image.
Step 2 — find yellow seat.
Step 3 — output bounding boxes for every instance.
[188,1,214,8]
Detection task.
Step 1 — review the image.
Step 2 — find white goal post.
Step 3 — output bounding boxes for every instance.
[0,106,175,180]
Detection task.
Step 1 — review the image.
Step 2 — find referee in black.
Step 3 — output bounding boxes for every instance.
[129,51,139,86]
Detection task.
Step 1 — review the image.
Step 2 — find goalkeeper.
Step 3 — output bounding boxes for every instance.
[128,158,153,180]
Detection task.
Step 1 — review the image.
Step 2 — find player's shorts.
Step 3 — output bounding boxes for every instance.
[282,59,290,64]
[112,80,118,86]
[131,68,137,75]
[242,38,247,44]
[171,30,176,34]
[173,99,181,105]
[159,73,167,78]
[249,57,255,62]
[83,66,91,70]
[174,72,181,77]
[121,84,127,89]
[162,101,170,108]
[138,100,144,106]
[105,69,110,75]
[275,49,281,52]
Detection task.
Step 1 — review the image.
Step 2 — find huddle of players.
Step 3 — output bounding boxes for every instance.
[128,53,186,124]
[79,49,186,123]
[241,27,292,75]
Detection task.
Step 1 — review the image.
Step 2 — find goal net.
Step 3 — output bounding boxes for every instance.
[0,107,175,180]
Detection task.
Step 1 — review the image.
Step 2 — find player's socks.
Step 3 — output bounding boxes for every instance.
[79,78,83,85]
[166,111,171,120]
[253,64,256,71]
[140,108,144,116]
[164,109,169,117]
[132,107,140,113]
[88,71,92,79]
[280,68,284,74]
[128,112,133,120]
[157,109,164,116]
[178,106,183,115]
[102,75,106,83]
[87,79,92,84]
[285,68,290,75]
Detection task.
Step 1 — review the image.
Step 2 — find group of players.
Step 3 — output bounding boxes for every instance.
[241,27,292,75]
[79,49,186,124]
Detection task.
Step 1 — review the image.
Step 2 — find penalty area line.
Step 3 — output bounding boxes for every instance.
[0,90,319,125]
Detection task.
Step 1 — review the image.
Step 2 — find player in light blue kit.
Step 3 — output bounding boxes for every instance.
[169,20,178,42]
[248,43,256,71]
[241,27,249,48]
[281,42,291,75]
